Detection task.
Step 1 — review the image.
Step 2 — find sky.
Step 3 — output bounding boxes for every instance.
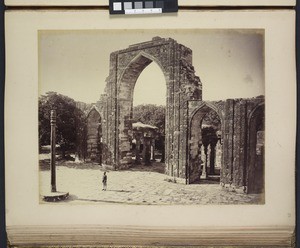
[39,29,264,105]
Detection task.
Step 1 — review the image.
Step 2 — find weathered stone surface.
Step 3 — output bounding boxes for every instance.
[100,37,202,176]
[215,140,222,169]
[81,36,265,195]
[246,101,265,193]
[86,107,101,163]
[188,101,223,183]
[187,96,265,193]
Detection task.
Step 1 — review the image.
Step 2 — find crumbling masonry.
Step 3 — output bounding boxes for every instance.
[84,37,265,194]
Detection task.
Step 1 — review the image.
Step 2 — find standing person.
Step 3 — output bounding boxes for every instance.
[102,172,107,191]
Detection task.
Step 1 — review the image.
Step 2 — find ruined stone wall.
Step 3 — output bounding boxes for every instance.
[188,104,205,183]
[86,107,101,163]
[246,99,265,194]
[97,94,113,165]
[188,96,265,193]
[102,37,202,175]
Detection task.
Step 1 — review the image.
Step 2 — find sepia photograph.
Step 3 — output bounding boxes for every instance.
[5,9,296,246]
[38,29,265,205]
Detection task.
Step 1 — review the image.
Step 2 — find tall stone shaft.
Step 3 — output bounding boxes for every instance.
[50,109,57,192]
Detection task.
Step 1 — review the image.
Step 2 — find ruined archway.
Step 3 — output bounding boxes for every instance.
[247,103,265,194]
[187,97,265,191]
[99,37,202,178]
[188,102,223,184]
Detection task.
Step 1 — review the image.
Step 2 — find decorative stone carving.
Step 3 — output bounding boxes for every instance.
[200,145,207,179]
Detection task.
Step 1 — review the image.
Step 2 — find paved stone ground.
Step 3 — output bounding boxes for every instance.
[39,160,263,205]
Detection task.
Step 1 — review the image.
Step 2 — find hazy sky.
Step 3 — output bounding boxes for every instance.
[39,29,264,105]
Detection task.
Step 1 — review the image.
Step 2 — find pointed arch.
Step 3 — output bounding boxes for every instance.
[87,105,101,120]
[118,52,168,102]
[246,102,265,193]
[188,101,223,184]
[189,101,223,130]
[247,102,265,126]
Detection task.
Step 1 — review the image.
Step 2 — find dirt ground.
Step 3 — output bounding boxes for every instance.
[39,158,263,205]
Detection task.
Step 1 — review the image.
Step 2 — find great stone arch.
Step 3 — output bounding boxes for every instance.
[98,37,202,179]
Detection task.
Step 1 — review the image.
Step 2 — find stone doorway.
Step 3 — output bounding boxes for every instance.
[188,103,223,184]
[200,110,222,183]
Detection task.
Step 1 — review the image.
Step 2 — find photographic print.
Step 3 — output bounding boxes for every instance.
[5,9,296,246]
[38,29,265,205]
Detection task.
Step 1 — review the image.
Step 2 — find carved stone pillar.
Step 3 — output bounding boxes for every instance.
[207,144,211,173]
[209,142,216,175]
[50,110,57,192]
[135,133,142,164]
[200,145,207,179]
[142,136,151,165]
[215,139,222,169]
[151,139,155,161]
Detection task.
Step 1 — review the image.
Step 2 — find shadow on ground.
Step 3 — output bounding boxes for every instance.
[41,193,148,204]
[39,158,166,174]
[128,161,165,174]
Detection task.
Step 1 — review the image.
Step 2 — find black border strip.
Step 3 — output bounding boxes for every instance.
[4,6,295,10]
[296,0,299,246]
[0,2,298,248]
[0,0,6,247]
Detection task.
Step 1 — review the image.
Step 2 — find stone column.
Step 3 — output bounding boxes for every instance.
[160,137,165,163]
[215,139,222,169]
[207,144,212,175]
[50,110,57,192]
[151,139,155,161]
[200,145,207,179]
[207,144,211,170]
[142,136,151,165]
[99,137,102,165]
[135,133,141,164]
[209,142,216,175]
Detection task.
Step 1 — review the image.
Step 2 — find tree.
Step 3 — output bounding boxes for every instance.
[202,110,221,130]
[133,104,166,161]
[132,104,165,136]
[39,92,86,158]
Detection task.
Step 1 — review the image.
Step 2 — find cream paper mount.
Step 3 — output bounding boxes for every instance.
[5,9,296,247]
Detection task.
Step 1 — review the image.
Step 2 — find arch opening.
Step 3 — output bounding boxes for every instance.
[201,110,222,182]
[247,104,265,194]
[102,37,202,179]
[128,58,167,172]
[189,104,222,184]
[119,54,166,102]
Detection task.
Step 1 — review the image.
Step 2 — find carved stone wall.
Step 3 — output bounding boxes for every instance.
[188,96,265,193]
[99,37,202,175]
